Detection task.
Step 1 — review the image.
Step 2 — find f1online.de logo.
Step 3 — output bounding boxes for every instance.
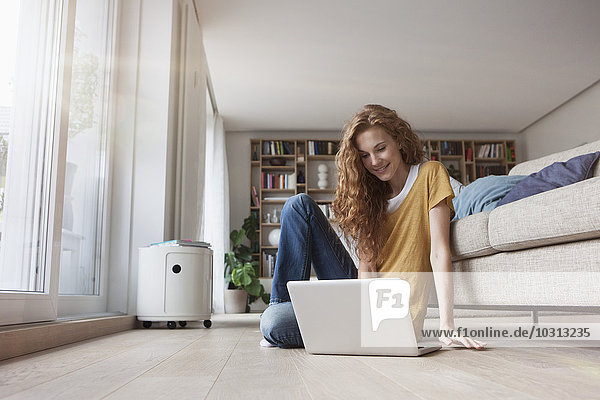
[368,280,410,331]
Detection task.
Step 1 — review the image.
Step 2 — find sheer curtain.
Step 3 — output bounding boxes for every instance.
[202,113,228,313]
[0,0,64,292]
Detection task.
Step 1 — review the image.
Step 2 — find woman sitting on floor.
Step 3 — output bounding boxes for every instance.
[260,104,486,350]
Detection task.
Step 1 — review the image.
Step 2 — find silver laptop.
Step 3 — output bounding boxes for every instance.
[287,278,441,356]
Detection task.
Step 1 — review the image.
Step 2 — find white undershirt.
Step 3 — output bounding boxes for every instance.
[386,163,421,214]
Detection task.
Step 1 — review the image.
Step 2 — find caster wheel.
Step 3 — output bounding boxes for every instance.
[142,321,152,329]
[178,321,187,328]
[167,321,177,330]
[203,320,212,328]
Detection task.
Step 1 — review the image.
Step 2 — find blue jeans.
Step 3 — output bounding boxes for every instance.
[260,194,357,348]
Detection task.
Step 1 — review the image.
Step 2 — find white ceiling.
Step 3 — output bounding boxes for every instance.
[195,0,600,133]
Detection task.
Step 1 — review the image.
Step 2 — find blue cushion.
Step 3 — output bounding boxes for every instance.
[452,175,527,221]
[497,151,600,207]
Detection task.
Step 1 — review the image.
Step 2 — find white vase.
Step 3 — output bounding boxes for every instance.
[268,228,281,246]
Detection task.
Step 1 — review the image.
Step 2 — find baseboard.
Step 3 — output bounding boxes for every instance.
[0,314,137,361]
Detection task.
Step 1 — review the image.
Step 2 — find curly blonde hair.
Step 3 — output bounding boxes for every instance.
[332,104,424,263]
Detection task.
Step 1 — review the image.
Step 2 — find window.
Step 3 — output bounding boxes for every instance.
[0,0,115,325]
[58,0,113,297]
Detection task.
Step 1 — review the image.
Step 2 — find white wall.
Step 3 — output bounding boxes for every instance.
[521,81,600,160]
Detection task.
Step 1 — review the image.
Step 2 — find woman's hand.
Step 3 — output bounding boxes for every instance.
[439,334,486,349]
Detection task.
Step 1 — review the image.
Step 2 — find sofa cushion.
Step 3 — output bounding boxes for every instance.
[452,175,526,220]
[489,177,600,251]
[509,139,600,178]
[450,211,498,261]
[498,151,599,207]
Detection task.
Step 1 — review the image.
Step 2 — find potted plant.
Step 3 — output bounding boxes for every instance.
[224,213,270,313]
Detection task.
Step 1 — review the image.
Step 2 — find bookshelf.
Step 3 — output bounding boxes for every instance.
[250,139,339,278]
[423,139,517,185]
[250,138,517,277]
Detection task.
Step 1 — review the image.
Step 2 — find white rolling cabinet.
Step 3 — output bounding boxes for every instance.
[137,246,213,329]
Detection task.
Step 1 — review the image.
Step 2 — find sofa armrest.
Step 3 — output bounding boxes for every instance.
[488,177,600,251]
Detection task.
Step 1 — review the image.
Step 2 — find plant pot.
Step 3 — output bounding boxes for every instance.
[224,289,248,313]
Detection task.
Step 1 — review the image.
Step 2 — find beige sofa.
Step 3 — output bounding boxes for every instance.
[446,139,600,312]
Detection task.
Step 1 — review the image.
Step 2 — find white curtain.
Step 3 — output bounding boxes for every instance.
[202,114,228,313]
[0,0,61,291]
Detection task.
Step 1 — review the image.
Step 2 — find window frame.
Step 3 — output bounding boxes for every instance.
[0,0,76,325]
[57,0,117,316]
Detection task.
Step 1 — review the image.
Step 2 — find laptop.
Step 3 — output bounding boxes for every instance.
[287,278,441,356]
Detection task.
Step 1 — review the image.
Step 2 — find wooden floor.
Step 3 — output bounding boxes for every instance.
[1,313,600,399]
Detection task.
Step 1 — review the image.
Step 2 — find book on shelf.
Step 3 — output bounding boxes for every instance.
[251,186,259,206]
[507,146,516,162]
[149,239,211,248]
[307,140,338,156]
[261,172,296,189]
[440,141,461,156]
[263,252,276,278]
[478,143,504,159]
[477,144,487,158]
[250,211,259,249]
[317,203,333,219]
[465,147,473,162]
[262,140,293,156]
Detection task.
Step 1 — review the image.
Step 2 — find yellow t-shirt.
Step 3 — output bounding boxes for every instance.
[376,161,455,338]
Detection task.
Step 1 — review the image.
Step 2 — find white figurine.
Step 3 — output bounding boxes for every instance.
[317,164,328,189]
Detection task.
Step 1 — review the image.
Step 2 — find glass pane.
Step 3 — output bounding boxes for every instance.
[59,0,110,295]
[0,0,60,292]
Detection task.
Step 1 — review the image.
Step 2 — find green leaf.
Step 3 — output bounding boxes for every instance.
[261,292,270,304]
[237,245,253,261]
[231,268,243,287]
[243,214,258,240]
[232,263,253,287]
[245,279,262,297]
[242,262,256,277]
[230,229,246,247]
